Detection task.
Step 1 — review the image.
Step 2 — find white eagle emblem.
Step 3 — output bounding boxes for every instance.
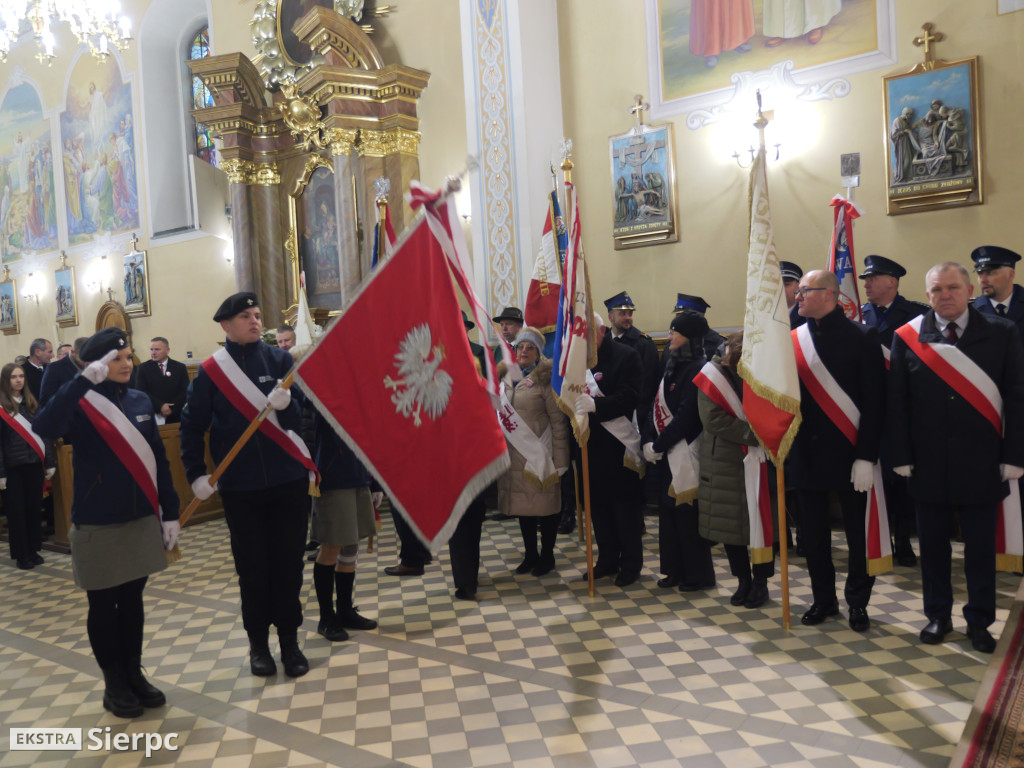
[383,324,453,426]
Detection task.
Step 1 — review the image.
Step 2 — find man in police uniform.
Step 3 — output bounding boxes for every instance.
[671,293,725,361]
[972,245,1024,341]
[889,262,1024,652]
[858,254,928,567]
[605,291,659,425]
[781,262,805,328]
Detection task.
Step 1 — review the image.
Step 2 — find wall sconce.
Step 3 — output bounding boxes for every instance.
[733,142,781,168]
[20,272,43,304]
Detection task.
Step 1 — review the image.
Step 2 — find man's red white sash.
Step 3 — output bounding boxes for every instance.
[693,363,772,563]
[202,349,320,492]
[586,370,644,478]
[78,390,160,520]
[0,408,44,464]
[792,325,891,574]
[896,315,1020,571]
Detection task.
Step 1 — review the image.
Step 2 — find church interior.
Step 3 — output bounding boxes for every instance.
[2,0,1024,766]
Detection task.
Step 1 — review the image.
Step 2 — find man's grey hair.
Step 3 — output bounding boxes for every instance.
[925,262,970,286]
[29,338,50,356]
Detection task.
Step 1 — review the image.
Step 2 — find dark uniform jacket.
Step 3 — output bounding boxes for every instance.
[0,401,55,473]
[136,358,190,422]
[789,303,805,329]
[23,362,45,401]
[39,355,79,406]
[34,375,179,525]
[312,411,376,492]
[789,305,886,491]
[861,294,928,348]
[180,339,307,492]
[589,333,642,468]
[888,307,1024,505]
[611,325,659,425]
[973,284,1024,345]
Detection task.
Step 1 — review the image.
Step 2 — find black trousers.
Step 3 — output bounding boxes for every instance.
[590,464,643,573]
[798,489,875,609]
[3,463,43,561]
[86,577,147,668]
[659,502,714,584]
[448,496,487,592]
[725,543,775,581]
[391,508,430,568]
[917,501,997,628]
[221,478,309,638]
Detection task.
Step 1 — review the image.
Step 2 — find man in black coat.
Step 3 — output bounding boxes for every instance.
[971,245,1024,342]
[39,337,87,406]
[888,261,1024,653]
[790,270,886,633]
[136,337,190,423]
[858,254,929,568]
[577,316,645,586]
[605,291,659,426]
[23,338,53,400]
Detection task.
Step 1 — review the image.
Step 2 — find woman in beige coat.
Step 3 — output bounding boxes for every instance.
[497,327,570,576]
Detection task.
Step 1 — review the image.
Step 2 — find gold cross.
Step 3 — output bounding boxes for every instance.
[913,23,944,65]
[630,94,648,131]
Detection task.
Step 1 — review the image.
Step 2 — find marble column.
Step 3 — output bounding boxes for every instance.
[223,160,257,293]
[250,162,287,325]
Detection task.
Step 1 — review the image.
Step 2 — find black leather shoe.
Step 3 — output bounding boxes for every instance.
[317,620,349,642]
[966,625,996,653]
[678,581,715,593]
[249,644,277,676]
[657,576,680,589]
[101,667,143,718]
[592,562,618,579]
[849,607,870,632]
[279,637,309,677]
[531,554,555,577]
[454,587,477,601]
[384,563,425,577]
[32,553,44,565]
[614,570,639,587]
[743,579,769,609]
[515,555,539,574]
[919,617,953,645]
[338,608,377,631]
[125,656,166,708]
[730,579,752,606]
[16,558,33,570]
[801,601,840,625]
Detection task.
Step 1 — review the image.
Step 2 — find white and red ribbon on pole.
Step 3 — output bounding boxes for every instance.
[827,195,863,322]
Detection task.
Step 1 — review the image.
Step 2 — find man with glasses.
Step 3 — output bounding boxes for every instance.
[789,270,886,633]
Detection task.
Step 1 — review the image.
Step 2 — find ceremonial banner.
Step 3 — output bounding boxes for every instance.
[524,190,566,334]
[552,182,597,445]
[827,195,863,321]
[737,147,801,463]
[295,212,510,550]
[371,197,396,269]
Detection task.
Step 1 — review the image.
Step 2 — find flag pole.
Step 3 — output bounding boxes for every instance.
[377,194,388,262]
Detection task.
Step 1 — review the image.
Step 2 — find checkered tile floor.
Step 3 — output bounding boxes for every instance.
[0,512,1018,767]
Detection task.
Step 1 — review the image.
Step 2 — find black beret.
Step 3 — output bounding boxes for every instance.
[858,255,906,279]
[213,292,259,322]
[670,309,709,339]
[971,245,1021,272]
[79,327,129,363]
[492,306,524,324]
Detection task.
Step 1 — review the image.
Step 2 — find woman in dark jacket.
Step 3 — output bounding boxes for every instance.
[696,332,775,608]
[643,310,715,592]
[35,328,179,719]
[0,362,55,569]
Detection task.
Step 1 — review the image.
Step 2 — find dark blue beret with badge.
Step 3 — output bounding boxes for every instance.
[213,291,259,322]
[858,255,907,279]
[672,293,710,315]
[971,245,1022,272]
[79,327,129,363]
[604,291,635,312]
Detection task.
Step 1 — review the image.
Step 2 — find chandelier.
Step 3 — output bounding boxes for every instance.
[0,0,133,64]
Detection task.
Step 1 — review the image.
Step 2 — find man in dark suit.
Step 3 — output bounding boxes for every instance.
[23,338,53,400]
[604,291,659,427]
[888,261,1024,653]
[790,270,886,633]
[40,337,87,406]
[858,254,928,568]
[971,245,1024,341]
[136,337,190,423]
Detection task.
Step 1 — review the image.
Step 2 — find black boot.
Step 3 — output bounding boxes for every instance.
[248,633,277,676]
[278,633,309,677]
[101,666,144,718]
[532,516,558,576]
[124,656,165,707]
[730,577,752,606]
[557,505,576,535]
[516,517,540,573]
[744,579,769,609]
[314,563,348,642]
[335,570,377,630]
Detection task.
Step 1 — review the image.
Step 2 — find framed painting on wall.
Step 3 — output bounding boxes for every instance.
[883,56,982,215]
[288,155,342,313]
[0,272,19,335]
[123,242,150,317]
[55,265,78,327]
[610,122,678,249]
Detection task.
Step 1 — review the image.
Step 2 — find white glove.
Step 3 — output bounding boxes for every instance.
[894,465,913,478]
[1001,464,1024,481]
[44,468,55,480]
[0,477,6,491]
[162,520,181,550]
[82,349,118,385]
[191,474,218,500]
[576,394,596,414]
[851,459,874,493]
[267,381,291,411]
[371,491,383,509]
[643,442,663,463]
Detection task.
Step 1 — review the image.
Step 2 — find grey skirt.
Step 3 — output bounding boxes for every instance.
[311,487,375,547]
[69,514,167,591]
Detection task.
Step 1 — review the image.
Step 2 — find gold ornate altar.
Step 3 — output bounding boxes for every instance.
[188,5,429,325]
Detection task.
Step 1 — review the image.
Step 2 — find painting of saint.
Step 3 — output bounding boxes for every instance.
[300,166,342,311]
[0,280,18,333]
[60,55,140,247]
[0,83,59,263]
[123,250,149,316]
[55,267,77,326]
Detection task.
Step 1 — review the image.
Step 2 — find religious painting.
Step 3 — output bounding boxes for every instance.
[0,82,60,263]
[609,122,678,249]
[59,54,140,247]
[55,265,78,327]
[646,0,896,120]
[278,0,333,65]
[883,57,982,215]
[296,162,343,311]
[998,0,1024,14]
[123,244,150,317]
[0,275,18,335]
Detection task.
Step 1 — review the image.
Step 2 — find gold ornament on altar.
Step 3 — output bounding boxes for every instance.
[278,83,329,150]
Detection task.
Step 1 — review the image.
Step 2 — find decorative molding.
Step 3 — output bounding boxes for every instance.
[221,158,254,185]
[252,162,281,186]
[357,128,420,157]
[328,127,360,156]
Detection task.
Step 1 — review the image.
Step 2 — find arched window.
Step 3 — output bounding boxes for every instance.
[187,26,217,168]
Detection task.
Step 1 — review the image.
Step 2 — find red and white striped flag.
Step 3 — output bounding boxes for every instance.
[524,190,565,333]
[827,195,863,321]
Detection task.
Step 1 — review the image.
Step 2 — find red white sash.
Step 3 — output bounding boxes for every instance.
[586,370,644,477]
[0,408,45,464]
[792,325,891,574]
[202,348,320,492]
[652,377,699,504]
[78,390,160,520]
[693,363,772,562]
[497,386,557,490]
[896,315,1020,570]
[881,344,891,371]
